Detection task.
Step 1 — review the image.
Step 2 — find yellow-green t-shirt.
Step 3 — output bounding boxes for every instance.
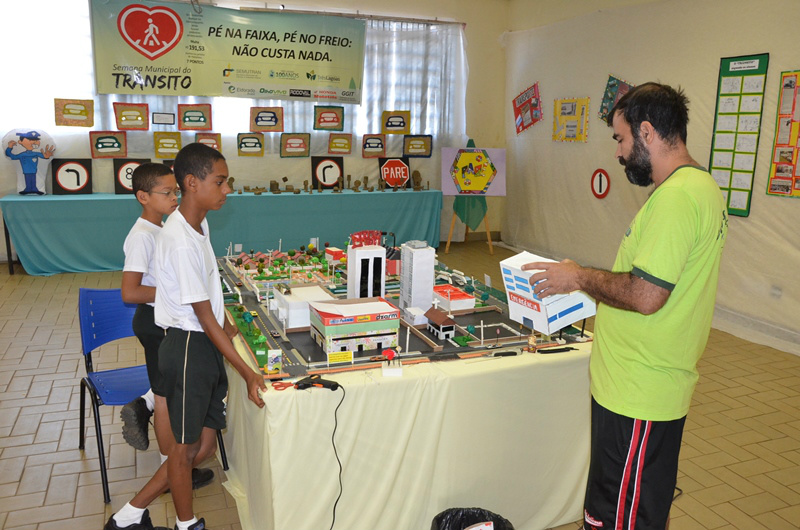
[590,165,728,421]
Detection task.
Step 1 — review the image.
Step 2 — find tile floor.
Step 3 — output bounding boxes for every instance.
[1,241,799,529]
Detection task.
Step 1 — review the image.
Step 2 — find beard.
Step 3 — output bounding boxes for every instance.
[618,134,653,187]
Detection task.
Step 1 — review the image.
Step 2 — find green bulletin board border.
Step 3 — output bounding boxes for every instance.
[708,53,769,217]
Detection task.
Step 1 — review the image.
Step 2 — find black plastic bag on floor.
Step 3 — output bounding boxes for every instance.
[431,507,515,530]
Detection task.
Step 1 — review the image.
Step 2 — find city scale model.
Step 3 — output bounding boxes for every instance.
[217,243,591,380]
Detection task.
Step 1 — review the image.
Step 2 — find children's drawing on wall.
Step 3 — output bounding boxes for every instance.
[552,97,590,142]
[3,129,56,195]
[598,75,635,121]
[512,82,542,134]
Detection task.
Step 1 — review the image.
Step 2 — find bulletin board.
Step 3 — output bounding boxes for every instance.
[766,70,800,199]
[708,53,769,217]
[552,97,589,142]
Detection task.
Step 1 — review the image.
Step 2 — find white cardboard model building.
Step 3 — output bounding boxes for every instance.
[347,245,386,299]
[432,284,475,312]
[273,284,336,329]
[500,251,596,335]
[399,240,435,324]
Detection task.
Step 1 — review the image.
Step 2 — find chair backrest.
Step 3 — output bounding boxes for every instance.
[78,288,138,372]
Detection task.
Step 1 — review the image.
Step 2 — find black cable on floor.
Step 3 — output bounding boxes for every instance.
[673,485,683,501]
[329,385,346,530]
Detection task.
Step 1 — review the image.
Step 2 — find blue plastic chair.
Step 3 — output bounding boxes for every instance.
[78,287,149,503]
[77,287,230,503]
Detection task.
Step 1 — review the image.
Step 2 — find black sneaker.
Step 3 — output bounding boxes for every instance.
[104,508,170,530]
[191,467,215,490]
[121,397,152,451]
[174,517,206,530]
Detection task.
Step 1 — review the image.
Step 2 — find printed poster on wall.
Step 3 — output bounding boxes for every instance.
[766,70,800,199]
[512,82,542,135]
[708,53,769,217]
[90,0,366,104]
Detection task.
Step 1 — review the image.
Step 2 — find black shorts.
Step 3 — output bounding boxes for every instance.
[584,398,686,530]
[132,304,166,396]
[158,328,228,445]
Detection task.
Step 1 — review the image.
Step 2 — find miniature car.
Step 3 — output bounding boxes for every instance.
[270,330,281,338]
[363,137,384,152]
[95,136,121,152]
[285,138,307,152]
[236,281,243,287]
[63,103,88,120]
[120,110,144,125]
[183,110,206,124]
[250,311,259,318]
[318,111,340,127]
[157,138,179,153]
[385,116,405,129]
[239,136,262,152]
[255,110,278,127]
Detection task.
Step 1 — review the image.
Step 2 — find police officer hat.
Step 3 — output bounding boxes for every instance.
[18,131,41,141]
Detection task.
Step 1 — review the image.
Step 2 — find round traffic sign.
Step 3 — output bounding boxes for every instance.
[117,161,140,191]
[55,162,90,192]
[591,168,610,199]
[314,158,342,187]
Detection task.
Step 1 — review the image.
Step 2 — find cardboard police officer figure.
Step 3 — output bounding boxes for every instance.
[3,129,56,195]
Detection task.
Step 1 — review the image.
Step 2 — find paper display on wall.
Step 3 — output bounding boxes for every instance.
[552,97,589,142]
[598,75,634,121]
[512,82,542,134]
[708,53,769,217]
[766,70,800,199]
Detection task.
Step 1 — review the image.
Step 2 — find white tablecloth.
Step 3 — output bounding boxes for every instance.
[222,344,591,530]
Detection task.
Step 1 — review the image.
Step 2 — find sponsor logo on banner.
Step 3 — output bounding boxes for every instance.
[259,88,288,95]
[290,89,311,98]
[270,70,299,80]
[509,291,541,312]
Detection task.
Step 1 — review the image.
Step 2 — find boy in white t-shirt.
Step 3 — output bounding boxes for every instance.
[120,163,216,493]
[106,163,211,530]
[105,145,266,530]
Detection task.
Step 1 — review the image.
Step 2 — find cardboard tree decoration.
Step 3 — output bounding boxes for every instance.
[3,128,56,195]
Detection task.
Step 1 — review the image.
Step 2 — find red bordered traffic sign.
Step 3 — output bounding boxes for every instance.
[591,168,610,199]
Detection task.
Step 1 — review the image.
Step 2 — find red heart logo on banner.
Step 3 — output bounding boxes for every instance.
[117,4,184,61]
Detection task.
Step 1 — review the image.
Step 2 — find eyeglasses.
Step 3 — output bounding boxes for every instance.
[149,189,181,198]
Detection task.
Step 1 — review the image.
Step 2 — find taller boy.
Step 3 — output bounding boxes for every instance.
[155,143,266,530]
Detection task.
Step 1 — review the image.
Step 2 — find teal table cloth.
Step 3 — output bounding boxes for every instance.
[0,190,442,276]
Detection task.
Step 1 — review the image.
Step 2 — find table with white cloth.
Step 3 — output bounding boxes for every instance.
[221,341,591,530]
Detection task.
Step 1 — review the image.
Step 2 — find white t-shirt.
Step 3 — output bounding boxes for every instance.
[123,217,161,308]
[154,209,224,332]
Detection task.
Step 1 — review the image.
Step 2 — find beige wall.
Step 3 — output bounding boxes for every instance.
[507,0,664,30]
